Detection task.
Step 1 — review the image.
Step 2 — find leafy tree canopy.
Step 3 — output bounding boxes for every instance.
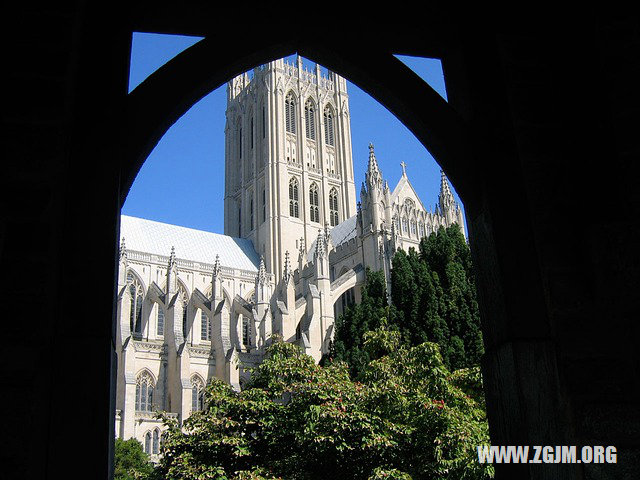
[114,437,155,480]
[153,328,493,480]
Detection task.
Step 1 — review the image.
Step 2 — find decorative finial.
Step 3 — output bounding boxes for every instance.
[119,237,127,262]
[400,161,407,176]
[283,251,292,284]
[212,254,221,279]
[168,246,177,269]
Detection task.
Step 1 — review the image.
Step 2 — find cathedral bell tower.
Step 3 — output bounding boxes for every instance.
[224,56,357,279]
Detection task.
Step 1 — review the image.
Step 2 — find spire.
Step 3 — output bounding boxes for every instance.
[366,143,383,191]
[438,169,455,211]
[314,229,326,260]
[368,143,379,173]
[257,256,267,285]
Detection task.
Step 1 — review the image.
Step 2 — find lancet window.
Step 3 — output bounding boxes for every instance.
[289,177,299,218]
[200,310,210,341]
[285,93,296,134]
[135,370,155,412]
[178,283,189,339]
[305,100,316,140]
[241,314,250,349]
[191,375,205,412]
[145,432,151,454]
[329,188,339,226]
[156,304,164,336]
[152,429,160,454]
[324,107,335,146]
[127,271,144,337]
[309,183,320,223]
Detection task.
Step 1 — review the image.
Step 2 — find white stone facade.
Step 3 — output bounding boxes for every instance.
[114,56,465,454]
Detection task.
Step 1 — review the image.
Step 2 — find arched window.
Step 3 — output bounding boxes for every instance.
[145,431,152,454]
[127,271,144,337]
[309,183,320,223]
[200,310,210,341]
[289,177,299,218]
[324,107,335,146]
[178,283,189,339]
[305,100,315,140]
[156,304,164,337]
[152,429,160,454]
[405,198,415,211]
[402,217,408,233]
[191,375,205,412]
[261,188,266,223]
[285,92,296,134]
[329,188,339,226]
[419,222,425,238]
[135,370,155,412]
[411,219,417,236]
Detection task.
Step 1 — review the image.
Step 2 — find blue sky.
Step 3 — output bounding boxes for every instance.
[123,33,464,234]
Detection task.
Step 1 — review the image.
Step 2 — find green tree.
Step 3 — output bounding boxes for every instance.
[153,330,493,480]
[114,437,155,480]
[329,268,396,379]
[418,224,483,369]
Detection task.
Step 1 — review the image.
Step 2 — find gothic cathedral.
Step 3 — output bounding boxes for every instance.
[114,56,465,457]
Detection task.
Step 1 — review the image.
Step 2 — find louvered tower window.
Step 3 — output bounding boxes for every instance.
[305,100,315,140]
[324,107,334,146]
[285,93,296,134]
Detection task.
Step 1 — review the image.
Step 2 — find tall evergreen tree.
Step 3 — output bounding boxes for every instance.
[329,268,396,379]
[333,223,484,373]
[417,223,483,369]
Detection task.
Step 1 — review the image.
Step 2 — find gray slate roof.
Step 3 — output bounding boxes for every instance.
[306,215,358,262]
[120,215,260,272]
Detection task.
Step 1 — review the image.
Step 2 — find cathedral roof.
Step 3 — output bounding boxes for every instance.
[306,215,358,262]
[120,215,260,272]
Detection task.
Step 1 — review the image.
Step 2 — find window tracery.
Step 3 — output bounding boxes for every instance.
[135,370,155,412]
[289,177,299,218]
[127,271,144,337]
[324,106,335,146]
[285,93,296,134]
[191,375,205,412]
[305,100,315,140]
[329,188,339,226]
[309,183,320,223]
